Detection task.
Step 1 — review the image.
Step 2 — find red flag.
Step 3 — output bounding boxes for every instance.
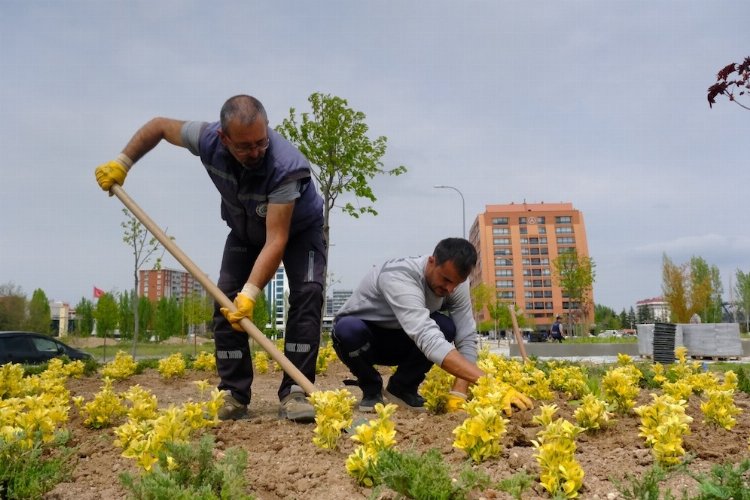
[93,286,104,299]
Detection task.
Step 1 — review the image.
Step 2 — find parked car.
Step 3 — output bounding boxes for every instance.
[0,331,93,365]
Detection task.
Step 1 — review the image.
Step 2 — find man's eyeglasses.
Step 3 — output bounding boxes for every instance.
[226,136,270,154]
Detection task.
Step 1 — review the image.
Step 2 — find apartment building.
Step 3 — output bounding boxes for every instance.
[635,296,670,322]
[138,268,206,302]
[469,201,594,329]
[264,265,289,331]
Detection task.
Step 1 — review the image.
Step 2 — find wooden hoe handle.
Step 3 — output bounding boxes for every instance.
[110,184,317,394]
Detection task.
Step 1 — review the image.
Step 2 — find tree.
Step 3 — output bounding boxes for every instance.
[153,297,180,342]
[137,296,153,336]
[627,307,637,328]
[0,282,26,331]
[470,283,496,328]
[183,293,213,336]
[662,254,689,322]
[74,298,95,336]
[662,254,723,323]
[276,93,407,322]
[619,309,628,329]
[253,292,271,335]
[118,291,134,340]
[94,293,118,337]
[594,304,621,331]
[552,251,596,335]
[122,208,165,355]
[736,269,750,332]
[708,57,750,110]
[26,288,51,333]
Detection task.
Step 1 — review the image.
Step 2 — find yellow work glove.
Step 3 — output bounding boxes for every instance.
[445,391,467,413]
[220,283,260,332]
[95,153,133,193]
[500,386,534,416]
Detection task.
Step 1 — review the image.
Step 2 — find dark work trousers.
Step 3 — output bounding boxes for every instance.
[331,312,456,397]
[213,225,325,404]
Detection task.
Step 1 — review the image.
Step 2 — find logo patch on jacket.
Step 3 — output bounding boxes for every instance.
[256,203,268,218]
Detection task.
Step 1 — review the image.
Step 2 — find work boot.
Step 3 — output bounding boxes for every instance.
[218,392,249,421]
[279,385,315,423]
[358,391,385,413]
[384,384,426,412]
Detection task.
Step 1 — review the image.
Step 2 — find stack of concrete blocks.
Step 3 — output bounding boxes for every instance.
[637,323,684,357]
[681,323,742,358]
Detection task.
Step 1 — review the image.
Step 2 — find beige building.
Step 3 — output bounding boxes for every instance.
[469,201,594,330]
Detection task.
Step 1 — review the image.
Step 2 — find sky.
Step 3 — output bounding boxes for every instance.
[1,1,749,314]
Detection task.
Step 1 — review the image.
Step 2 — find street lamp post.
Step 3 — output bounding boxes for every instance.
[433,185,466,238]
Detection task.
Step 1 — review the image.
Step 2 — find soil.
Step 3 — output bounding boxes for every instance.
[44,356,750,500]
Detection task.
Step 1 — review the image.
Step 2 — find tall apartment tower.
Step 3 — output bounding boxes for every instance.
[469,202,594,329]
[264,265,289,331]
[139,268,206,302]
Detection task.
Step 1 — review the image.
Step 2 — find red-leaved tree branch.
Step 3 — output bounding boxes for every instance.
[708,57,750,111]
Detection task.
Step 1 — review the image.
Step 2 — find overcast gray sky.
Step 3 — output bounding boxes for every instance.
[1,1,748,313]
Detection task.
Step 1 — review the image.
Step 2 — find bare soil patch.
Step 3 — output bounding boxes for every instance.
[45,360,750,499]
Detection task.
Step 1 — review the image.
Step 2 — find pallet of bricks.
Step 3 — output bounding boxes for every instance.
[683,323,742,361]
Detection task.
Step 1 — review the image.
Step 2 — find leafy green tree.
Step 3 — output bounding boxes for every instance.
[118,291,134,340]
[0,282,26,331]
[470,283,495,328]
[138,296,153,335]
[276,92,407,321]
[594,304,621,331]
[25,288,51,333]
[122,208,165,355]
[153,297,180,341]
[552,250,596,334]
[736,269,750,332]
[183,293,212,337]
[94,292,118,338]
[253,292,270,335]
[74,298,95,336]
[619,309,628,329]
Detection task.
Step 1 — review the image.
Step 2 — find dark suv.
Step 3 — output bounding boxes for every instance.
[0,331,93,365]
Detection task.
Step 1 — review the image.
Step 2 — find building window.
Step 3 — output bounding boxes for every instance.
[536,216,546,224]
[555,226,573,234]
[494,248,512,256]
[492,217,509,225]
[495,258,512,266]
[496,280,514,288]
[559,247,576,254]
[518,217,527,225]
[492,228,510,235]
[557,237,575,244]
[498,291,514,299]
[555,216,572,224]
[519,226,528,235]
[538,226,546,234]
[493,238,511,245]
[495,269,513,277]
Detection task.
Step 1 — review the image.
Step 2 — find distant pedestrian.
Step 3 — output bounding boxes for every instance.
[550,316,565,343]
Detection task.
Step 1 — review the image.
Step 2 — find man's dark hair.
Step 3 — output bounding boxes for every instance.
[433,238,477,278]
[220,95,268,130]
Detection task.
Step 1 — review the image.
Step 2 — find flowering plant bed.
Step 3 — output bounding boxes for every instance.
[5,351,750,499]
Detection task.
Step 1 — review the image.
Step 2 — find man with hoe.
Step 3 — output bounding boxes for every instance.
[95,95,325,422]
